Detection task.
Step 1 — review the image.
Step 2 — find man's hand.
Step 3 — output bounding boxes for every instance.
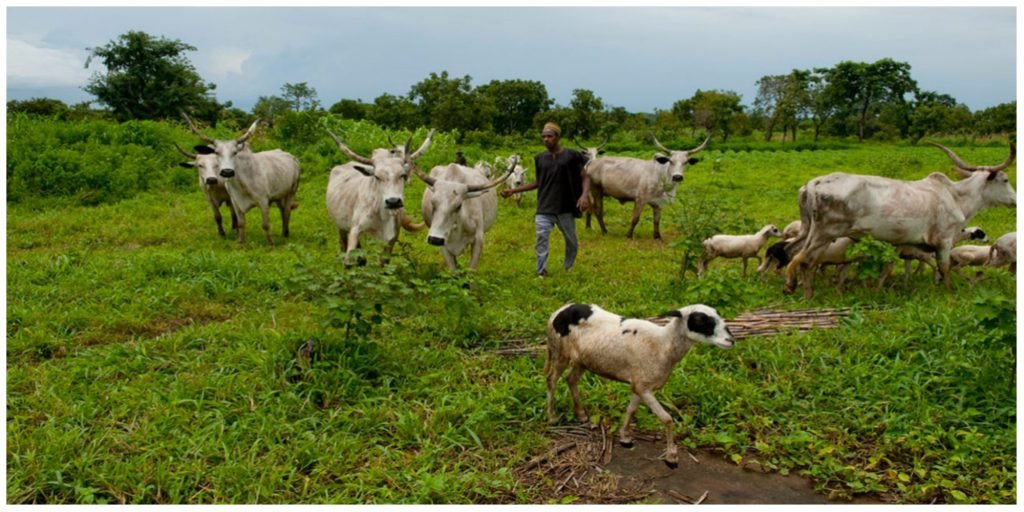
[576,195,590,211]
[500,189,513,198]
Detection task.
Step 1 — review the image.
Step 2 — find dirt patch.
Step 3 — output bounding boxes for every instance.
[514,424,888,505]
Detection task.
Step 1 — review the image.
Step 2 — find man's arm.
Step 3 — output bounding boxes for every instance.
[501,180,538,197]
[576,158,591,211]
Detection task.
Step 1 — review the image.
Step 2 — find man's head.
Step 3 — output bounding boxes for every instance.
[542,122,561,151]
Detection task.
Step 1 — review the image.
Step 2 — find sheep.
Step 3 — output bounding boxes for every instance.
[889,226,989,285]
[950,245,993,272]
[756,239,794,279]
[698,224,782,277]
[782,220,802,240]
[986,232,1016,273]
[545,303,735,468]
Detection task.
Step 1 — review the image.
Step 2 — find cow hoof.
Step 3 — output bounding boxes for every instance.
[619,440,634,448]
[782,285,795,295]
[664,459,679,469]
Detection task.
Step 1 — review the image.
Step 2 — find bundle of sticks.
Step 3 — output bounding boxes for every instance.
[494,306,874,356]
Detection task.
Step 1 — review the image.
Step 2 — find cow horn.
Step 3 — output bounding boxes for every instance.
[597,134,609,150]
[182,112,216,144]
[651,132,673,154]
[403,135,413,159]
[407,129,436,161]
[688,135,711,155]
[173,143,197,159]
[237,119,260,144]
[386,133,397,149]
[573,137,587,151]
[972,141,1016,173]
[928,141,1016,173]
[410,162,436,187]
[327,129,374,165]
[467,155,518,193]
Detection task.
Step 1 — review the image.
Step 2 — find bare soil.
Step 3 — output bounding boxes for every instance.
[513,424,889,505]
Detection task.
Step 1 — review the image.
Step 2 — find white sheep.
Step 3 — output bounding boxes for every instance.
[782,220,802,240]
[950,245,993,272]
[892,226,989,285]
[698,224,782,276]
[545,303,735,468]
[986,232,1016,273]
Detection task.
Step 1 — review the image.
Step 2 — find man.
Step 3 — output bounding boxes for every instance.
[501,122,590,277]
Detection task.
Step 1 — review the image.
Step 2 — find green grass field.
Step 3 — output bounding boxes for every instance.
[6,120,1017,503]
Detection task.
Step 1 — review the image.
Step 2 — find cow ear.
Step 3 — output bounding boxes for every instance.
[688,157,700,165]
[598,150,606,155]
[655,156,671,165]
[353,164,376,177]
[179,162,195,169]
[194,145,215,155]
[987,171,998,181]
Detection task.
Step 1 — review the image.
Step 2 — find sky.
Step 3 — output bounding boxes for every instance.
[4,5,1018,113]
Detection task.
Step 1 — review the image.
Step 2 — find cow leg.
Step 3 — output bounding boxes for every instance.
[934,244,953,288]
[652,204,662,240]
[209,198,225,237]
[258,203,274,246]
[442,247,459,271]
[338,229,348,253]
[344,229,362,266]
[233,206,247,245]
[592,189,608,234]
[514,193,522,208]
[566,365,589,423]
[639,391,678,468]
[278,196,293,238]
[626,202,645,239]
[228,200,238,231]
[618,394,642,447]
[468,233,485,270]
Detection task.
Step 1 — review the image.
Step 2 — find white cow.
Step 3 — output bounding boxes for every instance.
[184,114,300,245]
[586,134,709,239]
[414,156,518,270]
[784,141,1016,298]
[173,143,237,237]
[325,129,434,264]
[494,154,527,207]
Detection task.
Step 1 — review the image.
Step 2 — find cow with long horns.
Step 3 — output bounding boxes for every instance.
[173,143,236,237]
[584,133,709,239]
[414,156,519,270]
[784,141,1016,299]
[183,114,300,245]
[325,129,434,265]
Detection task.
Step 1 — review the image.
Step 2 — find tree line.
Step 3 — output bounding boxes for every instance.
[7,31,1016,142]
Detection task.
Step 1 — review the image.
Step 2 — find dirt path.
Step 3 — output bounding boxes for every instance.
[514,426,887,504]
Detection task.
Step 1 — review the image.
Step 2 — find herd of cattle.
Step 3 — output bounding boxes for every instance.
[175,114,1016,298]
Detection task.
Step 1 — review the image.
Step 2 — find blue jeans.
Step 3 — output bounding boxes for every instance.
[535,213,578,275]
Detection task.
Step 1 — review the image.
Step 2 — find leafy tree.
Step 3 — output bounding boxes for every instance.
[675,89,745,142]
[908,91,971,140]
[475,79,552,135]
[251,95,292,129]
[408,71,492,133]
[754,70,810,142]
[329,98,369,120]
[281,82,320,111]
[567,88,605,139]
[84,31,221,122]
[973,101,1016,136]
[821,59,917,141]
[369,93,419,130]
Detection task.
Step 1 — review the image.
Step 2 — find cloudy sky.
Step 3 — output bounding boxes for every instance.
[5,5,1017,112]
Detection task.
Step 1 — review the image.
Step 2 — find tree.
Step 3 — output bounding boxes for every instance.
[329,98,369,120]
[567,89,605,139]
[281,82,320,111]
[475,79,552,135]
[408,71,493,132]
[368,93,419,130]
[84,31,221,122]
[676,89,745,142]
[754,70,811,142]
[908,91,971,140]
[251,95,292,129]
[821,59,917,142]
[7,98,69,118]
[973,101,1016,136]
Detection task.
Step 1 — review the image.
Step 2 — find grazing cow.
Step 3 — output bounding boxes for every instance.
[585,134,709,239]
[784,141,1016,298]
[325,129,434,264]
[413,156,518,270]
[173,143,237,237]
[184,114,300,245]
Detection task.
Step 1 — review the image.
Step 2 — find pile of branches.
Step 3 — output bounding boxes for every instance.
[495,306,874,356]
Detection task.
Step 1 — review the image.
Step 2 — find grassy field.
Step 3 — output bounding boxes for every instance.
[6,119,1017,503]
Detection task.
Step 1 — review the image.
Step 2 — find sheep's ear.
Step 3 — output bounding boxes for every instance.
[658,310,683,319]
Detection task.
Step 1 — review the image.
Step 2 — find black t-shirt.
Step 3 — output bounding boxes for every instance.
[534,148,587,216]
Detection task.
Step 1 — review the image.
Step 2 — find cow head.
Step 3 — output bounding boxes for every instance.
[174,143,223,188]
[929,141,1016,209]
[651,133,710,182]
[415,156,518,246]
[328,129,435,210]
[574,135,609,162]
[183,113,258,180]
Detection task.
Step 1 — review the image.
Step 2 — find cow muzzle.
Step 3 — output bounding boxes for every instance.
[220,169,236,178]
[427,236,445,246]
[205,177,219,185]
[672,175,684,182]
[384,198,403,209]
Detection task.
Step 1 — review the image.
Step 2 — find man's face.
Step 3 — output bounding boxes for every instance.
[542,130,559,150]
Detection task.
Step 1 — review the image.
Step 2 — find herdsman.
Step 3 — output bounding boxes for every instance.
[501,122,591,277]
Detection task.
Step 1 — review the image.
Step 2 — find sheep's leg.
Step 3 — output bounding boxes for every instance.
[566,365,589,423]
[876,261,894,291]
[697,254,713,276]
[625,202,645,239]
[544,346,569,424]
[618,394,641,447]
[639,392,678,468]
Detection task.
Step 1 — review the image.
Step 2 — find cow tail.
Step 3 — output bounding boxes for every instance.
[401,213,426,232]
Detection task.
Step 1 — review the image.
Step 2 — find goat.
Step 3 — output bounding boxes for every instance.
[698,224,782,276]
[545,303,735,468]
